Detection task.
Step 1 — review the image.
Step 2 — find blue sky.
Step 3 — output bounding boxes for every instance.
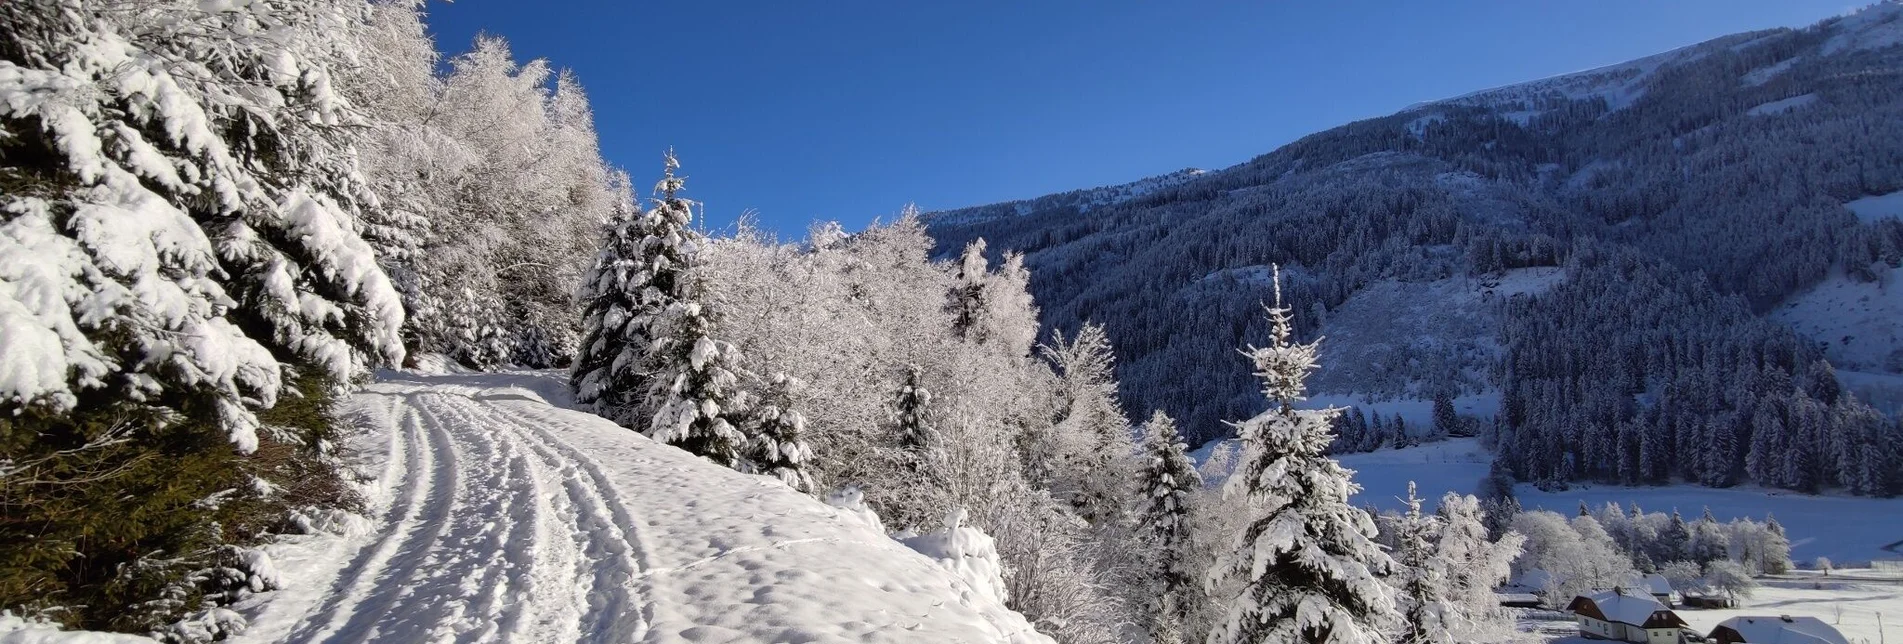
[424,1,1854,237]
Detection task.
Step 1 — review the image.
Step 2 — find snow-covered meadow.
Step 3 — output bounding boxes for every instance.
[1326,438,1903,564]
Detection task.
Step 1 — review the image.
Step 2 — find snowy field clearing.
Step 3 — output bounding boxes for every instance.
[1744,93,1818,117]
[1847,190,1903,223]
[1771,264,1903,373]
[216,370,1048,644]
[1839,369,1903,418]
[1334,437,1494,512]
[1328,439,1903,564]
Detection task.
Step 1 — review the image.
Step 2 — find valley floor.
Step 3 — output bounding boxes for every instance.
[1333,438,1903,564]
[220,370,1047,644]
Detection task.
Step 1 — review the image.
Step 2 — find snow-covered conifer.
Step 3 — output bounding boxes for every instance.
[1206,267,1398,644]
[1432,390,1461,438]
[746,373,815,492]
[1135,410,1202,639]
[892,364,937,464]
[1393,483,1449,644]
[948,239,991,342]
[0,0,404,448]
[1661,510,1692,562]
[571,179,649,427]
[638,153,749,466]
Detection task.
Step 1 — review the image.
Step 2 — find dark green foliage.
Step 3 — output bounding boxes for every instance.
[0,373,358,632]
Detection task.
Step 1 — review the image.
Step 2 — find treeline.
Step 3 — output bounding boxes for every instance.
[572,201,1532,643]
[1496,247,1903,496]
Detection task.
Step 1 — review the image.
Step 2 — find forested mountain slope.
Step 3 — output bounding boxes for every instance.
[926,4,1903,493]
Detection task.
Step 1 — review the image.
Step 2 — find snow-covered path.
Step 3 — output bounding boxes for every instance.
[238,371,1048,644]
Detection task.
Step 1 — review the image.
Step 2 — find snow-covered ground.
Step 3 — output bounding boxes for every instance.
[1745,93,1819,117]
[1771,264,1903,373]
[1741,56,1799,87]
[1675,572,1902,644]
[1846,190,1903,223]
[1530,570,1903,644]
[221,370,1049,644]
[1335,437,1494,512]
[1325,439,1903,564]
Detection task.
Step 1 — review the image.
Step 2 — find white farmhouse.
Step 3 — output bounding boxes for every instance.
[1567,588,1689,644]
[1639,573,1681,606]
[1707,616,1849,644]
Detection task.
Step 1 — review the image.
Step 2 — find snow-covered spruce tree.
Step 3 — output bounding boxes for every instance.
[1392,483,1449,644]
[1136,410,1203,640]
[1431,390,1461,438]
[637,153,750,466]
[1206,268,1399,644]
[744,372,815,492]
[894,364,936,456]
[1,0,402,631]
[945,237,1039,358]
[571,178,650,428]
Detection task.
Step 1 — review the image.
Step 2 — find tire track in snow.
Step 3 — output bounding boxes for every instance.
[286,389,461,643]
[283,390,574,643]
[259,374,1055,644]
[467,395,656,643]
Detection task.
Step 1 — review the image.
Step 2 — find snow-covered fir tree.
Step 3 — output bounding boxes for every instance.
[1392,483,1448,644]
[948,239,991,342]
[1206,267,1398,644]
[571,180,649,428]
[745,372,815,492]
[1135,410,1202,640]
[637,153,750,466]
[898,363,943,455]
[1,0,405,630]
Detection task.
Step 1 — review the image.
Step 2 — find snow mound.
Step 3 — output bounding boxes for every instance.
[0,616,157,643]
[896,509,1011,609]
[235,371,1053,644]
